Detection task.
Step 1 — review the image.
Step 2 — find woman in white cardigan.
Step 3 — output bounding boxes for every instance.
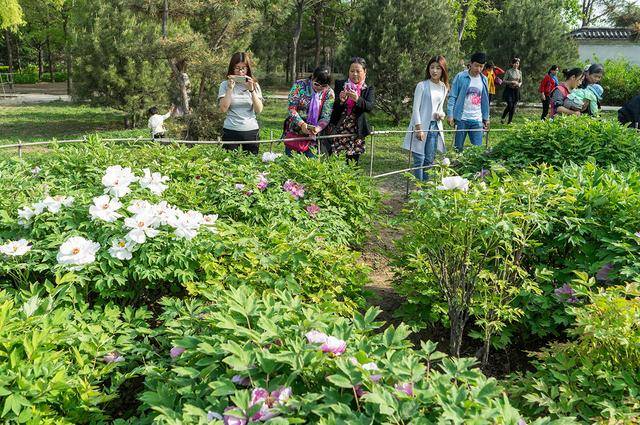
[403,56,449,181]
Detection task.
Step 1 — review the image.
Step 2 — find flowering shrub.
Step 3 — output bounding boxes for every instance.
[0,286,151,423]
[395,162,640,349]
[509,279,640,422]
[0,139,378,304]
[457,115,640,174]
[136,285,527,424]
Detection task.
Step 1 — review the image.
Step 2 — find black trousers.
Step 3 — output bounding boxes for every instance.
[221,128,260,155]
[541,97,550,120]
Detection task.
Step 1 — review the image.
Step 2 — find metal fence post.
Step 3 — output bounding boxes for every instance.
[406,130,413,198]
[369,127,375,177]
[18,140,22,158]
[270,130,274,152]
[485,125,491,150]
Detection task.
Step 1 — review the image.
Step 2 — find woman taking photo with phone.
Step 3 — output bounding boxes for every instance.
[283,65,335,157]
[403,55,449,181]
[329,57,375,164]
[218,52,263,154]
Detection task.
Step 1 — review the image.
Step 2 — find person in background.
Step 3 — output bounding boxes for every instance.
[501,57,522,124]
[619,94,640,128]
[447,51,490,152]
[483,61,505,104]
[329,57,375,164]
[580,63,605,115]
[549,67,584,118]
[563,83,603,117]
[403,55,449,181]
[218,52,264,155]
[283,65,334,157]
[148,105,175,139]
[539,65,559,120]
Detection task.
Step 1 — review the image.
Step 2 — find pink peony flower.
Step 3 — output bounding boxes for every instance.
[249,386,292,421]
[170,346,185,358]
[306,330,329,344]
[103,352,125,363]
[223,406,247,425]
[282,180,305,200]
[306,204,321,217]
[257,173,269,191]
[321,336,347,356]
[231,375,251,387]
[394,382,414,397]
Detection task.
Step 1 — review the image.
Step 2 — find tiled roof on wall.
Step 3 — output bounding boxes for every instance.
[570,27,635,40]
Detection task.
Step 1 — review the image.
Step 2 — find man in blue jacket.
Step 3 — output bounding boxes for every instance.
[447,52,490,152]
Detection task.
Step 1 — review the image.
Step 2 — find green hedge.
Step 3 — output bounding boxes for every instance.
[600,58,640,106]
[11,71,68,84]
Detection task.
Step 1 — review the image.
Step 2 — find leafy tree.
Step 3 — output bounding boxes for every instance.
[343,0,460,124]
[72,0,171,127]
[0,0,24,30]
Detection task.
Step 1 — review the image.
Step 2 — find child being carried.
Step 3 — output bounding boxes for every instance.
[563,84,603,116]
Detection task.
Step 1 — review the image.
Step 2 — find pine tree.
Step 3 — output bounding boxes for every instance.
[71,0,170,128]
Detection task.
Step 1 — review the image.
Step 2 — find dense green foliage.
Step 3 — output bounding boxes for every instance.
[600,58,640,106]
[458,116,640,173]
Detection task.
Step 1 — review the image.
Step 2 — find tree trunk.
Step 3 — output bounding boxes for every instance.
[162,0,168,38]
[290,0,305,83]
[63,13,71,94]
[168,59,190,114]
[38,45,44,80]
[448,307,468,357]
[457,0,471,42]
[15,36,21,70]
[481,327,492,367]
[313,3,322,67]
[47,36,54,83]
[5,30,13,90]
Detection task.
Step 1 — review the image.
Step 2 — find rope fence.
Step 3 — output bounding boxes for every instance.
[0,126,514,194]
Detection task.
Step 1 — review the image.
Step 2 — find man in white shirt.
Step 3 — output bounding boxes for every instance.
[148,105,175,139]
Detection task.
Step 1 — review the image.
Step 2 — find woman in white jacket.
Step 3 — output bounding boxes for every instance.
[403,56,449,180]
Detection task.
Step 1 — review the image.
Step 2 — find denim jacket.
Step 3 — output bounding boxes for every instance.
[447,70,490,122]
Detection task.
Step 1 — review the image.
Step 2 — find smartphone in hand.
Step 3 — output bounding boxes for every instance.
[231,75,249,84]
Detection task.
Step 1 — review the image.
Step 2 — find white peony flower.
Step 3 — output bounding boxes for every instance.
[31,166,42,176]
[17,206,37,226]
[153,201,180,226]
[0,239,32,256]
[41,195,74,214]
[124,211,160,244]
[102,165,138,198]
[56,236,100,269]
[139,168,170,195]
[89,195,123,223]
[442,157,451,166]
[202,214,219,233]
[126,199,154,215]
[168,210,203,240]
[262,152,282,163]
[437,176,469,192]
[108,238,136,260]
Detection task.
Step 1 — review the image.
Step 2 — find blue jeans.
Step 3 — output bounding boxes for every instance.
[412,121,439,181]
[454,119,483,152]
[285,146,316,158]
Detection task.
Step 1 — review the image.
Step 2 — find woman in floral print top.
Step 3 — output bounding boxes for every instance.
[283,66,335,157]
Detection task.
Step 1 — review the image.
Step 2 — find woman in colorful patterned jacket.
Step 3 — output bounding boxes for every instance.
[283,65,335,157]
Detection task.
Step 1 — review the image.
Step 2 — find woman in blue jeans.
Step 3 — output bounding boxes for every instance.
[403,55,449,180]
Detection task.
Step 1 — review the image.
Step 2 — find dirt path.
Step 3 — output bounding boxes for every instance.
[360,179,408,328]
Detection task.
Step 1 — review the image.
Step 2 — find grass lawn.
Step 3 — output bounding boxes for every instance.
[0,100,619,186]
